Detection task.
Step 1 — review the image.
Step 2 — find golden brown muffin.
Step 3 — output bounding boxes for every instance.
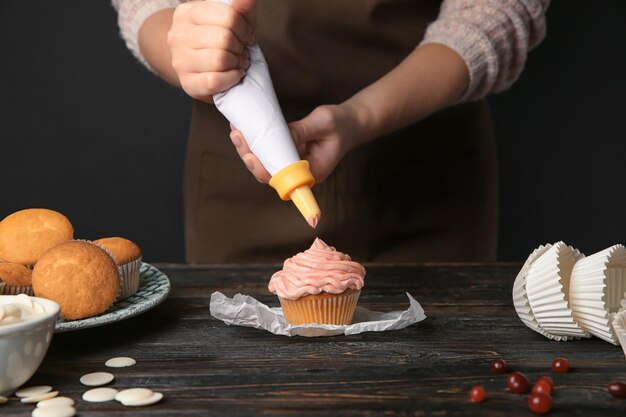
[0,262,32,286]
[32,241,120,320]
[93,237,141,264]
[93,237,142,300]
[0,208,74,265]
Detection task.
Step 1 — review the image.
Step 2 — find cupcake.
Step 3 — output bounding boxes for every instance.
[0,208,73,266]
[269,238,365,325]
[93,237,142,300]
[32,240,120,320]
[0,262,33,295]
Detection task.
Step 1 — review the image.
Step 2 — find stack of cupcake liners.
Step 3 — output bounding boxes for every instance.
[513,242,626,358]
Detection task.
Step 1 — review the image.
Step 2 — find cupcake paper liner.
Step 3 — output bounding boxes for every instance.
[279,290,360,325]
[0,281,5,294]
[525,241,589,339]
[118,257,142,300]
[2,285,34,296]
[512,243,571,340]
[570,245,626,344]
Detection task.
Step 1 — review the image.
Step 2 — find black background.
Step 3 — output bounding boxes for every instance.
[0,1,624,263]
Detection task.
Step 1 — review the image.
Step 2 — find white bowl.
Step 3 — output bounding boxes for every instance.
[0,295,60,396]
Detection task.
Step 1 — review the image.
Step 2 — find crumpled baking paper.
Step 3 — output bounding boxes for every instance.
[209,292,426,337]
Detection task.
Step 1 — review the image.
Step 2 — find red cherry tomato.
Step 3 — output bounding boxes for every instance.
[528,393,552,414]
[469,385,486,403]
[491,359,508,374]
[533,379,553,395]
[507,372,530,394]
[608,381,626,398]
[551,357,569,373]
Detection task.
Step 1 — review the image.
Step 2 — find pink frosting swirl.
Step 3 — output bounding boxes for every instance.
[268,238,366,300]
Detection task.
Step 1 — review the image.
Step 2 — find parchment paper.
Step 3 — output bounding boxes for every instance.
[210,292,426,337]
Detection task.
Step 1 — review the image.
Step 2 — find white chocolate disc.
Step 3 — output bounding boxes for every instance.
[21,391,59,403]
[32,405,76,417]
[122,392,163,407]
[82,387,118,403]
[105,357,136,368]
[15,386,53,398]
[79,372,114,387]
[115,388,153,404]
[37,397,75,408]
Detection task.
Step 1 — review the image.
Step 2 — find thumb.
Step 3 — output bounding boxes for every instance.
[289,112,324,149]
[230,0,257,30]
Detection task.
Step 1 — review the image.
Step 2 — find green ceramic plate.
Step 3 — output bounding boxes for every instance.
[55,263,170,332]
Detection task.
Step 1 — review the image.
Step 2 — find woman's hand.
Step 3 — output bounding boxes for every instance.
[167,0,256,102]
[229,103,367,184]
[229,43,470,185]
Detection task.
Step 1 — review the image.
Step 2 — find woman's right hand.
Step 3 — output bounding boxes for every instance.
[167,0,256,103]
[229,103,369,184]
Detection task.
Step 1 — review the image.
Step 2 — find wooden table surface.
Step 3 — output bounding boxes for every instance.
[4,264,625,416]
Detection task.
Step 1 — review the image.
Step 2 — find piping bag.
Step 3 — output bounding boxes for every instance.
[209,0,321,228]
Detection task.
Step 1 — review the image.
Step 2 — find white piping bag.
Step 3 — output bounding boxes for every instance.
[209,0,321,228]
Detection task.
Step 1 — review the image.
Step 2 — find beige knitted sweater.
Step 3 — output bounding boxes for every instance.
[112,0,549,102]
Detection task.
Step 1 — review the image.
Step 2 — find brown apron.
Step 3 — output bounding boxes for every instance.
[184,0,498,263]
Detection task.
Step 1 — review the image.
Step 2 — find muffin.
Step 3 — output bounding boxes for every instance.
[269,238,365,325]
[0,208,73,266]
[93,237,142,300]
[32,240,120,320]
[0,262,33,295]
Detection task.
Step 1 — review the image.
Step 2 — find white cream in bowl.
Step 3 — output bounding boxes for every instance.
[0,294,60,396]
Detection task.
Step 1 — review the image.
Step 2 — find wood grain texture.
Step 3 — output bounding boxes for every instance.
[3,264,625,416]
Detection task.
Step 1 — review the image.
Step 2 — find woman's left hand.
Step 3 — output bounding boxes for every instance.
[229,103,365,184]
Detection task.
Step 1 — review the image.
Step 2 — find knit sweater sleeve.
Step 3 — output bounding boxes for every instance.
[111,0,183,70]
[420,0,550,102]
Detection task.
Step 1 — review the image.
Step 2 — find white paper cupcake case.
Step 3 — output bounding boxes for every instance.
[570,245,626,344]
[2,285,34,296]
[118,257,142,300]
[279,291,361,325]
[525,241,589,339]
[512,243,571,340]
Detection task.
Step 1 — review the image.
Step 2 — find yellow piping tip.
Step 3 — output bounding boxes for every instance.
[270,161,321,227]
[289,185,321,228]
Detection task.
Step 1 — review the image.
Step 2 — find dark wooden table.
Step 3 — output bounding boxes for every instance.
[4,264,625,416]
